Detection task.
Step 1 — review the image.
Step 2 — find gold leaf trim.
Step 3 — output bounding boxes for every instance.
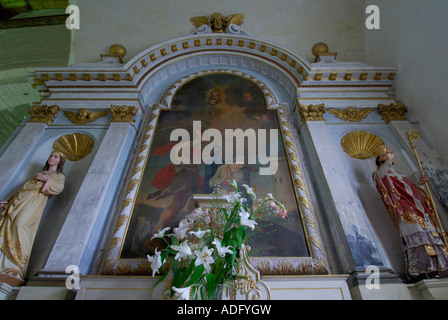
[298,103,326,121]
[340,131,384,160]
[120,198,132,213]
[63,108,108,125]
[29,104,60,125]
[126,179,139,195]
[109,237,121,250]
[132,166,142,176]
[53,132,94,161]
[327,107,373,122]
[114,215,128,234]
[377,103,407,123]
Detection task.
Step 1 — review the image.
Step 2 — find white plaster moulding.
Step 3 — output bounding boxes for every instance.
[30,33,397,107]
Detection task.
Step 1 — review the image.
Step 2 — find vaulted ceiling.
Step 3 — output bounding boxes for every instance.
[0,0,68,26]
[0,0,70,149]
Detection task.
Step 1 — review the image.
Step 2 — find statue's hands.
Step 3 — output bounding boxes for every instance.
[36,173,49,182]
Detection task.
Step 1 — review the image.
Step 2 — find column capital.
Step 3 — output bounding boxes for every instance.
[109,105,137,123]
[29,104,60,125]
[298,103,326,122]
[377,103,408,123]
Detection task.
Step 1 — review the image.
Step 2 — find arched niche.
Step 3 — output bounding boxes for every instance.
[126,33,310,108]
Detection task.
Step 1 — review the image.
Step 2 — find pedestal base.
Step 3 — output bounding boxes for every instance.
[408,278,448,300]
[73,275,351,300]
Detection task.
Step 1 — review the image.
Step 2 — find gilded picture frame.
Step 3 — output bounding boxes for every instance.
[102,70,329,276]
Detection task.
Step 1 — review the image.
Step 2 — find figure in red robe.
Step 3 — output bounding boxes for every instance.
[373,146,448,281]
[144,141,204,253]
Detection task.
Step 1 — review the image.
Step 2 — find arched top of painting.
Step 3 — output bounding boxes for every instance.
[128,34,307,106]
[159,70,279,110]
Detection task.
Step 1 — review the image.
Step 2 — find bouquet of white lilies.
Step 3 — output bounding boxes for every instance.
[147,180,287,300]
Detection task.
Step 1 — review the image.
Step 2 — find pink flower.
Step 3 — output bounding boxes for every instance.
[281,209,287,219]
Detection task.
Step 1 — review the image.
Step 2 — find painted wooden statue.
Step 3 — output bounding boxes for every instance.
[373,145,448,281]
[0,152,65,286]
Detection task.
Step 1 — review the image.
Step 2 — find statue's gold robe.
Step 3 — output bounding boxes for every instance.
[0,171,64,282]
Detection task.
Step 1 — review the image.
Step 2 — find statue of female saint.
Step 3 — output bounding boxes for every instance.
[373,146,448,281]
[0,151,65,286]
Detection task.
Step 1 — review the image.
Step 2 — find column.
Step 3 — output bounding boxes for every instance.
[42,106,138,275]
[298,104,387,274]
[0,104,59,197]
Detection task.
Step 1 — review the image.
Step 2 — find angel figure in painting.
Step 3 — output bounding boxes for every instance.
[0,151,65,286]
[372,145,448,281]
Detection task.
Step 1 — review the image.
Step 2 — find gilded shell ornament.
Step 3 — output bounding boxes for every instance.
[340,131,384,160]
[53,133,94,161]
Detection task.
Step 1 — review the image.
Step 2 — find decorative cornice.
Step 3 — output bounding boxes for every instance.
[377,103,407,123]
[30,33,396,103]
[29,104,60,125]
[109,105,137,123]
[298,103,326,122]
[327,107,373,122]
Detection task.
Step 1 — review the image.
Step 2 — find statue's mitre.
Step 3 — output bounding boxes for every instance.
[372,145,387,158]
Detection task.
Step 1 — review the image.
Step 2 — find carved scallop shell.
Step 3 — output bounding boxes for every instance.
[53,133,94,161]
[340,131,384,159]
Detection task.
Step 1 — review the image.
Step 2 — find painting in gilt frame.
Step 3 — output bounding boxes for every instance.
[109,73,324,276]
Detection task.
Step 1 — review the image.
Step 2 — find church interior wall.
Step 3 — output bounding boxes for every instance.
[364,0,448,165]
[70,0,366,65]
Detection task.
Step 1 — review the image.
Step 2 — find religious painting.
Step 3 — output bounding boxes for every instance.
[120,74,309,261]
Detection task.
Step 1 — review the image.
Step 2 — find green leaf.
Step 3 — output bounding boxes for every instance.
[170,235,179,246]
[172,265,185,288]
[206,273,216,299]
[178,260,195,286]
[186,264,205,287]
[153,270,169,286]
[236,228,243,247]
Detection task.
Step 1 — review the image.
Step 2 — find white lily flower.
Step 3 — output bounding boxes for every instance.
[189,229,210,239]
[231,179,239,190]
[239,208,257,230]
[212,238,233,257]
[194,246,215,272]
[147,248,162,277]
[185,208,204,222]
[171,240,192,261]
[172,286,192,300]
[222,191,241,203]
[173,225,189,240]
[151,226,171,240]
[242,184,256,198]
